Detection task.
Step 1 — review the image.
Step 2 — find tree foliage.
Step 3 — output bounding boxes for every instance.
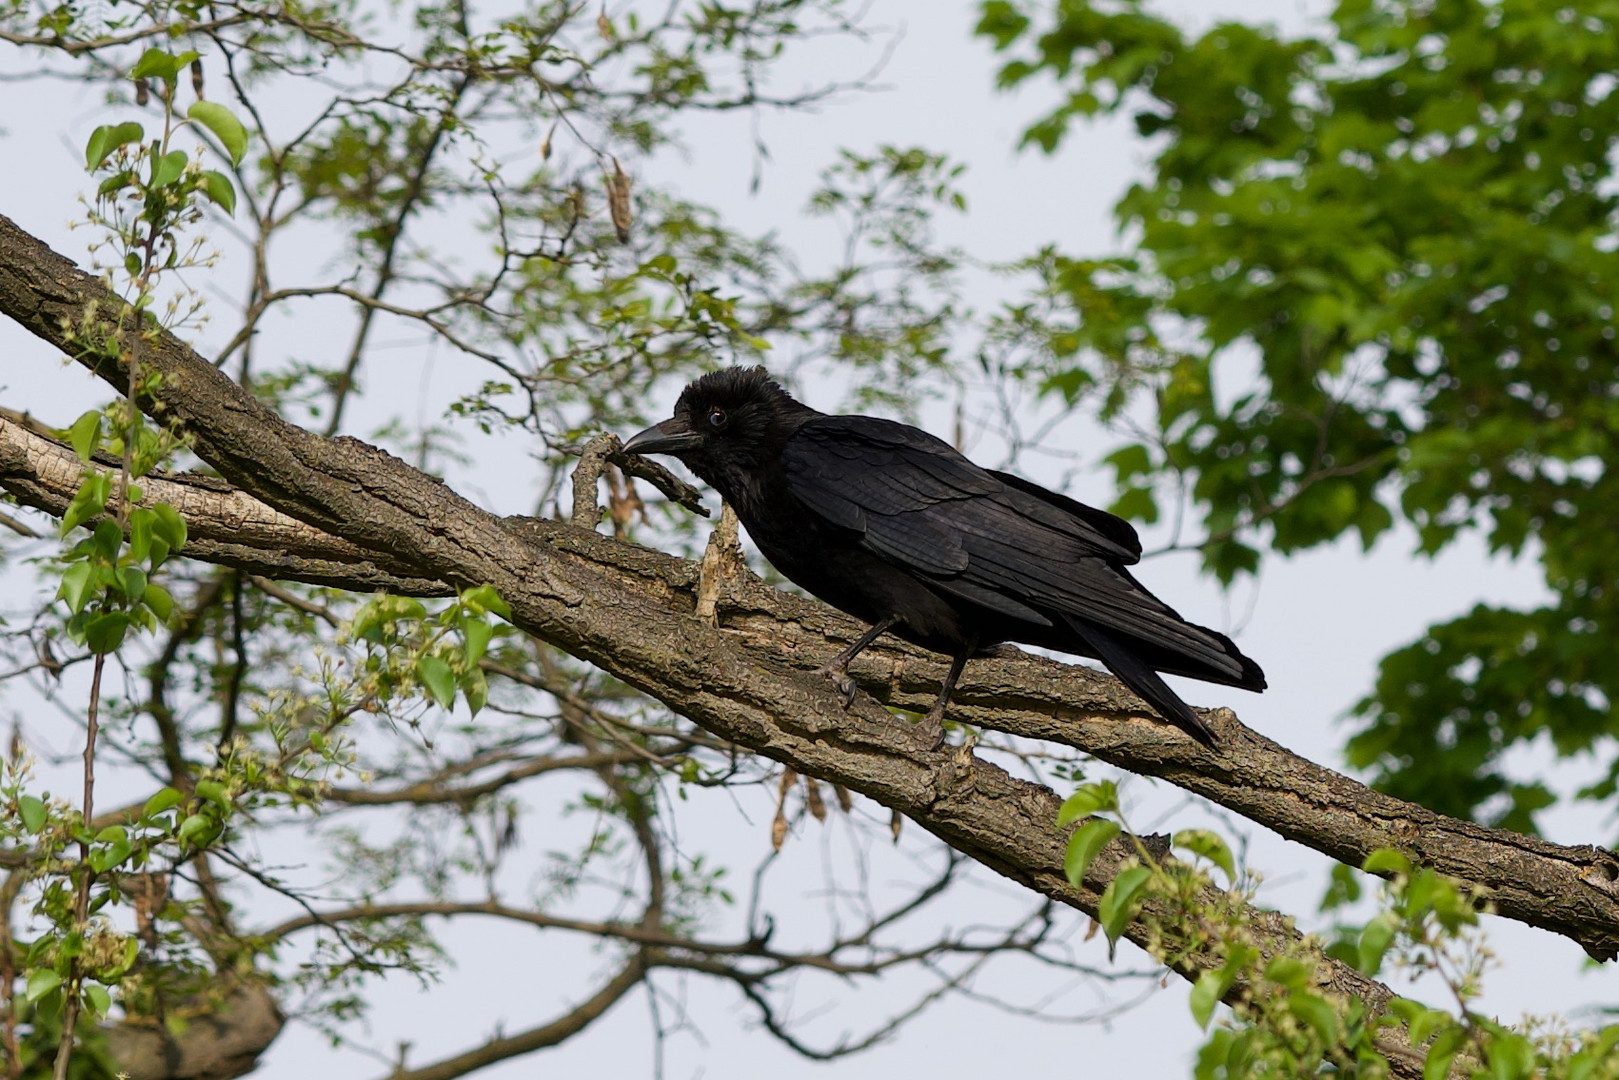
[0,0,1615,1078]
[979,0,1619,831]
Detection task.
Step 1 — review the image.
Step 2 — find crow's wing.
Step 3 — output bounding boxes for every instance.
[781,415,1249,682]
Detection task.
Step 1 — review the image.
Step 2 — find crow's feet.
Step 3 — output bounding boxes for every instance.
[921,703,948,750]
[815,662,859,709]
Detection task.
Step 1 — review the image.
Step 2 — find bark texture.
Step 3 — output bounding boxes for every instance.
[3,211,1617,1077]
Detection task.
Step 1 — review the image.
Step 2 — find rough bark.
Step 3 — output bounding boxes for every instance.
[2,211,1615,1076]
[4,410,1618,962]
[104,983,283,1080]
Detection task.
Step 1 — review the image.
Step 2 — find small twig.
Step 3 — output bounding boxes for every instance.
[570,433,710,529]
[0,510,39,538]
[570,433,619,529]
[609,449,708,517]
[53,652,105,1080]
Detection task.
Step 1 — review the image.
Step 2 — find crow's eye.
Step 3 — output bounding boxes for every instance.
[707,407,728,429]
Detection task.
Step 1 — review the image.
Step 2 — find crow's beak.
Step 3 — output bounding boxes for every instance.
[623,418,702,456]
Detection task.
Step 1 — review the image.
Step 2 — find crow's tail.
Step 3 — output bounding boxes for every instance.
[1064,617,1216,746]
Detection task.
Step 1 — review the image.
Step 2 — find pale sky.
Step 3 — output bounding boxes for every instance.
[0,1,1602,1077]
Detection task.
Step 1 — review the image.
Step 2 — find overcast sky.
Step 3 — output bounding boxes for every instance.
[0,0,1609,1077]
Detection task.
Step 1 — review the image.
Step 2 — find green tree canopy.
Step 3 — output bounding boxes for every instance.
[979,0,1619,830]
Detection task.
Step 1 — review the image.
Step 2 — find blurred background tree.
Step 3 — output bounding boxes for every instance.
[979,0,1619,832]
[0,0,1615,1077]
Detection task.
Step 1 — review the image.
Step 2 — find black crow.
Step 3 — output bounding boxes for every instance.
[624,367,1264,745]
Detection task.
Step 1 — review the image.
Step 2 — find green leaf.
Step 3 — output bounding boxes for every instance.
[194,779,230,808]
[143,582,175,623]
[17,795,47,834]
[200,169,237,214]
[84,121,144,169]
[1063,818,1121,888]
[188,102,249,165]
[150,149,190,189]
[143,787,184,818]
[461,666,489,716]
[1487,1031,1534,1080]
[90,839,132,873]
[1409,1005,1451,1048]
[151,503,187,553]
[68,411,103,463]
[58,561,96,615]
[92,518,123,561]
[1264,956,1309,992]
[461,584,511,619]
[82,983,111,1019]
[25,969,61,1003]
[1056,780,1119,826]
[418,655,456,709]
[97,171,135,197]
[461,617,494,664]
[1424,1025,1466,1080]
[60,472,111,536]
[176,812,219,847]
[1189,968,1224,1030]
[117,566,147,604]
[1287,992,1339,1044]
[84,612,130,654]
[1357,914,1398,977]
[1362,848,1411,876]
[130,47,185,82]
[1172,828,1236,882]
[1098,864,1153,952]
[1107,485,1159,524]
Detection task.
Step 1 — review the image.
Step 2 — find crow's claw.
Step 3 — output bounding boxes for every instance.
[922,704,948,750]
[815,664,859,709]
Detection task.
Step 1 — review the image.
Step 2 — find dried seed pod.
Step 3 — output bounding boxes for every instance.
[833,784,852,814]
[771,768,797,851]
[889,808,903,842]
[771,806,788,852]
[135,79,149,107]
[606,157,632,243]
[804,777,826,822]
[191,58,204,100]
[540,120,556,162]
[596,7,614,41]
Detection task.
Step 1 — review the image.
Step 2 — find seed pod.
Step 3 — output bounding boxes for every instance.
[135,79,149,107]
[804,777,826,822]
[596,7,614,40]
[833,783,852,813]
[540,120,556,162]
[771,768,796,851]
[191,58,204,100]
[771,806,788,852]
[889,808,903,842]
[606,157,632,243]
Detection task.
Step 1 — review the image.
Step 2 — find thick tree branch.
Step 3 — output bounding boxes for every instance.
[0,212,1609,1076]
[4,389,1616,965]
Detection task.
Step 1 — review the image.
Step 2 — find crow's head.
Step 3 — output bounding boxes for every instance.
[623,367,815,493]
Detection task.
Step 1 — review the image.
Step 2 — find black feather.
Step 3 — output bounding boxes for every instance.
[624,368,1264,745]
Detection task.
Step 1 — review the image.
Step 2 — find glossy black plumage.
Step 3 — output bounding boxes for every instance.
[624,367,1265,745]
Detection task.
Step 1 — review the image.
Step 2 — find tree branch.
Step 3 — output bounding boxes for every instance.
[378,957,646,1080]
[4,398,1615,964]
[3,212,1613,1076]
